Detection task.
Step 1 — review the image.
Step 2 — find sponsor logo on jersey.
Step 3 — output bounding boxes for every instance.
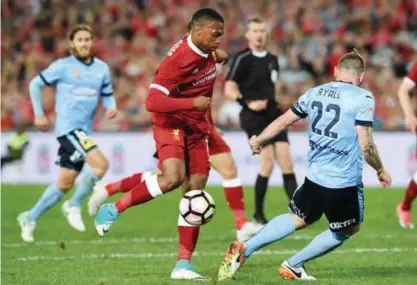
[72,87,98,96]
[309,140,349,156]
[73,69,80,78]
[192,66,216,86]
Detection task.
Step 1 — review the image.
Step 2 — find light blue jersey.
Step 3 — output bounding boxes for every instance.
[291,81,374,188]
[29,55,116,137]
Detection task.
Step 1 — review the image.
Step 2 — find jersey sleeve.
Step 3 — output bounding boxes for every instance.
[39,59,64,86]
[291,91,310,118]
[149,56,190,96]
[101,65,114,97]
[405,63,417,87]
[355,92,375,127]
[226,52,247,83]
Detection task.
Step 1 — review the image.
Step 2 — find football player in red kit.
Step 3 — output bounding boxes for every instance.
[397,62,417,229]
[89,50,263,243]
[94,8,224,280]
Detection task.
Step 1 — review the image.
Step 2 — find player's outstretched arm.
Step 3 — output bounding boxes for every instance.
[250,109,301,153]
[357,125,391,187]
[397,78,417,132]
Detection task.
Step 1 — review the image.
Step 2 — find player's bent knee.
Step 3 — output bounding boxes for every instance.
[190,174,208,190]
[219,162,237,180]
[290,213,308,230]
[159,171,185,192]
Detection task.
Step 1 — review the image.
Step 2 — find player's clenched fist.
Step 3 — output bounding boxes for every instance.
[194,96,211,111]
[249,135,262,154]
[34,116,50,132]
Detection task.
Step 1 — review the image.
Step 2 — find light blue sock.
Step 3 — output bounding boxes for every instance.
[28,183,65,221]
[244,213,296,258]
[287,229,350,268]
[68,170,99,208]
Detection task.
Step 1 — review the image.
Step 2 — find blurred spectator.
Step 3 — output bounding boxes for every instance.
[1,0,416,131]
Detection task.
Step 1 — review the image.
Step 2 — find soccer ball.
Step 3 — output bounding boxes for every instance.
[179,190,215,226]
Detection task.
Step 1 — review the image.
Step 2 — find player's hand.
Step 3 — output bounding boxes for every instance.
[404,115,417,132]
[34,116,50,132]
[247,100,268,112]
[194,96,211,111]
[249,135,262,154]
[377,169,392,188]
[105,109,118,120]
[215,49,228,65]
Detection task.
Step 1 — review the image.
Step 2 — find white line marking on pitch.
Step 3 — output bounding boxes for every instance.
[15,247,417,262]
[3,233,414,249]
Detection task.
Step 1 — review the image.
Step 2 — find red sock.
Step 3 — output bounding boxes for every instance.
[106,172,146,195]
[402,179,417,211]
[177,216,200,260]
[115,175,162,212]
[223,179,247,230]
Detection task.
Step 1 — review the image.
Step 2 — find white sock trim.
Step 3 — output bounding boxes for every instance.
[141,171,152,182]
[145,174,163,198]
[222,177,242,188]
[178,213,198,227]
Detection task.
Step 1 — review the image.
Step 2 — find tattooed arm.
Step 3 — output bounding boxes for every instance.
[357,125,392,187]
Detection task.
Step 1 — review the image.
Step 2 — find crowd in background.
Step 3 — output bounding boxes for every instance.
[2,0,417,132]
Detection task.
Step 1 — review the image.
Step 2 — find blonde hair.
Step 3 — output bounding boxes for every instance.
[246,17,265,31]
[338,48,366,73]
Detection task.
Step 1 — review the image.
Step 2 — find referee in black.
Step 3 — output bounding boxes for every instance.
[225,17,297,225]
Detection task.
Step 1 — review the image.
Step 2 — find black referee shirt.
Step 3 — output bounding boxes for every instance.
[226,48,279,103]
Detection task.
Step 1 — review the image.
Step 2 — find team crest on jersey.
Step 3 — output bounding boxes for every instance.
[73,69,80,78]
[171,129,180,140]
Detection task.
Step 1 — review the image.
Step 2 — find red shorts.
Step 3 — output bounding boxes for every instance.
[153,124,210,176]
[208,129,231,156]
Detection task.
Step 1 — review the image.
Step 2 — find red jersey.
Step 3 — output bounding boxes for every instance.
[405,62,417,95]
[147,35,217,134]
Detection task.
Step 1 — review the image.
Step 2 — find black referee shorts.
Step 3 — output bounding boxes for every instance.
[239,106,289,145]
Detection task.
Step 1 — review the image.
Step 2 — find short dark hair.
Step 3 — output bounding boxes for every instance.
[188,8,224,29]
[69,24,94,41]
[338,48,366,73]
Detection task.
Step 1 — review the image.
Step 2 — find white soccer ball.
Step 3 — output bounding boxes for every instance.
[179,190,215,226]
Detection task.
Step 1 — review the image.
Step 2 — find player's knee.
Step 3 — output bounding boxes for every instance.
[92,157,109,178]
[290,213,308,230]
[57,178,74,192]
[160,170,185,192]
[219,161,237,180]
[190,174,208,190]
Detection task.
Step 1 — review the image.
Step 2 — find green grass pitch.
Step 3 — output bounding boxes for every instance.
[2,185,417,285]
